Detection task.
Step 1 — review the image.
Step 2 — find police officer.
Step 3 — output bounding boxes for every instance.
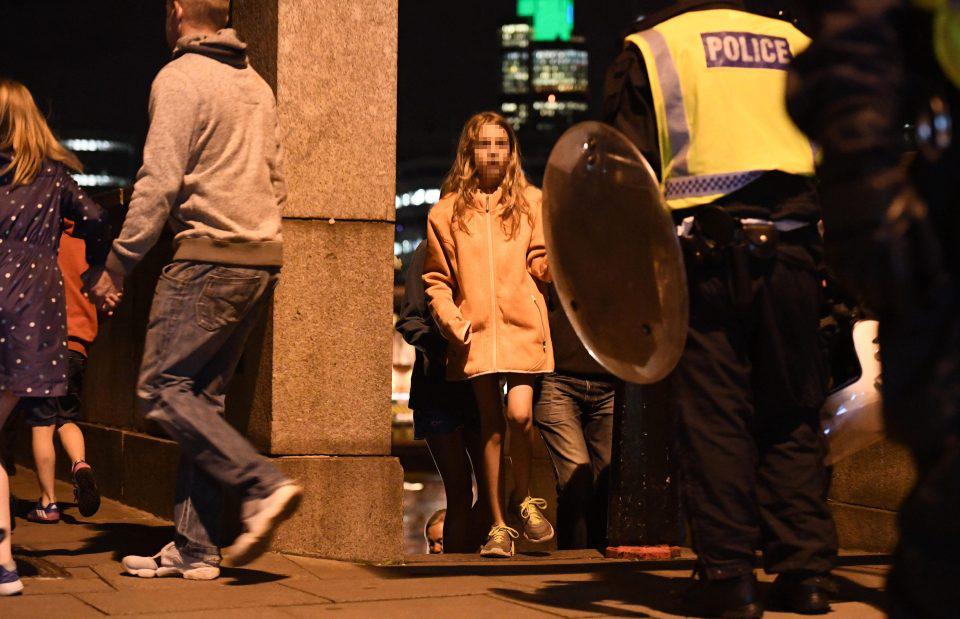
[788,1,960,616]
[604,1,838,616]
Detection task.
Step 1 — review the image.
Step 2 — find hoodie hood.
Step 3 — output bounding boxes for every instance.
[173,28,248,69]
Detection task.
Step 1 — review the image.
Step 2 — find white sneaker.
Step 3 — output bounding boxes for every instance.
[0,563,23,596]
[121,542,220,580]
[222,483,303,567]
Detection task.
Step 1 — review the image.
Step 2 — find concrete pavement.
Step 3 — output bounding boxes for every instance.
[4,469,888,618]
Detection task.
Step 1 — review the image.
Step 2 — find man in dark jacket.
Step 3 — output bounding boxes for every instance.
[605,1,838,616]
[533,285,620,551]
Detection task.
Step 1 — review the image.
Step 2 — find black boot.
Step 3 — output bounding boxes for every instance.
[683,572,764,618]
[768,572,834,615]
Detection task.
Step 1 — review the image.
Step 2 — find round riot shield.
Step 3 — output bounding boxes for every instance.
[542,121,688,384]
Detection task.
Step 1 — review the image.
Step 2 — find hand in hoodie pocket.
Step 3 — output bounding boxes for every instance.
[453,319,472,346]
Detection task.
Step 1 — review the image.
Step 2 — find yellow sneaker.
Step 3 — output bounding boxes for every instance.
[480,524,519,558]
[519,496,555,543]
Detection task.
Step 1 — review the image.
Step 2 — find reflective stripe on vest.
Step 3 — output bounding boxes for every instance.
[639,29,691,178]
[627,10,815,210]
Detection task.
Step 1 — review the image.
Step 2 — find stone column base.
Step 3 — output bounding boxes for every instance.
[12,422,403,563]
[272,456,403,562]
[828,440,915,553]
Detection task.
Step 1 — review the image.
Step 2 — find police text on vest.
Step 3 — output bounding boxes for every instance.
[701,32,793,70]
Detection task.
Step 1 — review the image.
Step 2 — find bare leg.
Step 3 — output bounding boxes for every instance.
[57,423,86,469]
[472,374,506,527]
[463,423,489,545]
[0,391,20,567]
[425,429,475,553]
[505,374,536,507]
[31,426,58,505]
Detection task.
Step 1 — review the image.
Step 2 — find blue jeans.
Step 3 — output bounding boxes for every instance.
[534,372,617,550]
[137,261,289,560]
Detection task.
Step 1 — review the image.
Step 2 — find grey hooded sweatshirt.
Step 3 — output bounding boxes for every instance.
[106,29,287,277]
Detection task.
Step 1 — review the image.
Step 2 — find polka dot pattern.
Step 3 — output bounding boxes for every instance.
[0,155,111,397]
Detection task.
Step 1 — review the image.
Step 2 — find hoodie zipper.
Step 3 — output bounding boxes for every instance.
[532,295,547,353]
[485,194,498,370]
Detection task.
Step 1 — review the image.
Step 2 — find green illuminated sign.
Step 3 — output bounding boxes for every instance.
[517,0,574,42]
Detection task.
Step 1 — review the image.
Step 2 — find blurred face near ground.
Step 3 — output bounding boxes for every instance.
[426,519,444,554]
[475,123,510,189]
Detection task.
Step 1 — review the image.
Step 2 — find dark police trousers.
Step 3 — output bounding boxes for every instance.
[672,243,838,580]
[137,261,289,560]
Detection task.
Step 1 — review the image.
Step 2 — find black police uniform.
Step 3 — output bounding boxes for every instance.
[788,1,960,616]
[604,0,838,584]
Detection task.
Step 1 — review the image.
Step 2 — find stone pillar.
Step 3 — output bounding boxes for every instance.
[229,0,402,562]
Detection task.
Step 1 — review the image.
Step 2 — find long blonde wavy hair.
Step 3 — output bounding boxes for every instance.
[441,112,531,239]
[0,78,82,186]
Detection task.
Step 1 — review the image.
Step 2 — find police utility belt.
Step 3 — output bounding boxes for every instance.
[676,205,813,266]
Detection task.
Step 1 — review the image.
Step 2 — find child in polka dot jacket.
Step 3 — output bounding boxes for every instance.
[0,78,111,595]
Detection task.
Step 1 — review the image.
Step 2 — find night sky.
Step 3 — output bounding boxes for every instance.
[0,1,169,148]
[0,1,803,172]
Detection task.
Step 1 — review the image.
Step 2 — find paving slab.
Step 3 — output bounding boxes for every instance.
[67,566,104,579]
[1,593,106,618]
[284,554,385,580]
[17,575,114,596]
[75,583,326,615]
[130,609,295,619]
[280,594,561,618]
[281,574,497,603]
[487,570,685,618]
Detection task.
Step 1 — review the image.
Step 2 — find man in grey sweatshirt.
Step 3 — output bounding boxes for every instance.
[88,0,302,579]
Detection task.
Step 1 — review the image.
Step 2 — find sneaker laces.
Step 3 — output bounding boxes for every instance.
[486,524,519,544]
[519,497,548,523]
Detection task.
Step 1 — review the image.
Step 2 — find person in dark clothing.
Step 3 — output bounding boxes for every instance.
[397,241,486,553]
[604,2,838,616]
[533,285,619,551]
[787,1,960,616]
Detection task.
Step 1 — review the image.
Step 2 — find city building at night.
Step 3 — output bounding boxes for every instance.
[499,0,588,145]
[393,158,448,266]
[62,135,137,190]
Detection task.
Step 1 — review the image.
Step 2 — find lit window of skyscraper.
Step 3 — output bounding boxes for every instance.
[502,50,531,94]
[499,0,588,140]
[501,23,532,48]
[532,49,588,93]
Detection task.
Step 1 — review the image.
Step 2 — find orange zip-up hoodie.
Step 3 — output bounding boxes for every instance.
[60,220,98,357]
[423,185,554,381]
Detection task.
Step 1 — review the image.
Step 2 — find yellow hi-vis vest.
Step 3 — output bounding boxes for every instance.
[626,9,815,210]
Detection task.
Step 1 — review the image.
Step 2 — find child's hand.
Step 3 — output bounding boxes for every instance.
[455,321,472,345]
[83,268,124,316]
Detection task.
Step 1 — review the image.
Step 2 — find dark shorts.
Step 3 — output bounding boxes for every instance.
[17,350,86,428]
[413,405,480,441]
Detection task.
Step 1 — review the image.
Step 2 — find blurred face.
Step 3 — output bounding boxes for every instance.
[426,520,444,554]
[474,123,510,188]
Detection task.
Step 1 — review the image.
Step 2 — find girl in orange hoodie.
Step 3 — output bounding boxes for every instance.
[424,112,555,557]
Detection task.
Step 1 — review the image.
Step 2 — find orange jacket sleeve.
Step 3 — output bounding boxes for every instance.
[59,220,99,356]
[527,194,552,283]
[423,209,472,345]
